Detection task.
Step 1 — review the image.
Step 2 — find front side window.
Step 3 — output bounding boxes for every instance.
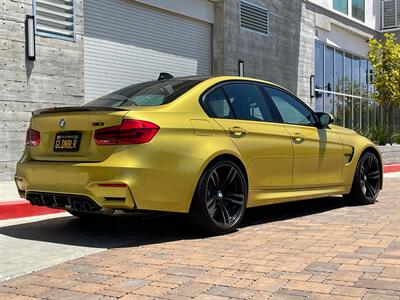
[34,0,76,40]
[265,86,316,126]
[223,83,274,122]
[352,0,365,21]
[333,0,348,14]
[85,78,205,107]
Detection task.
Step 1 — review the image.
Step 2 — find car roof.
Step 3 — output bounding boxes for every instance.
[171,75,287,91]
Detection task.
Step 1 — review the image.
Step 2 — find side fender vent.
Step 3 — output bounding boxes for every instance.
[344,146,355,164]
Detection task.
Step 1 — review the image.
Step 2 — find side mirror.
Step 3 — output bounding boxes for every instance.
[315,112,334,128]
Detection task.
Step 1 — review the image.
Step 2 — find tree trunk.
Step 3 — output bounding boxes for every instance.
[388,104,394,145]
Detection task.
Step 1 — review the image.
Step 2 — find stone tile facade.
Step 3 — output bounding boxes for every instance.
[0,0,84,181]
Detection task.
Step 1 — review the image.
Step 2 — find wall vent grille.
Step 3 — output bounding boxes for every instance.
[382,0,399,29]
[240,1,269,35]
[35,0,75,39]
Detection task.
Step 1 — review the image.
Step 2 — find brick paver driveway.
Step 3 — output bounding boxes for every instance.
[1,177,399,300]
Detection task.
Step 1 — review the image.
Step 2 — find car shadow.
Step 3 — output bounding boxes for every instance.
[242,196,347,227]
[0,196,348,249]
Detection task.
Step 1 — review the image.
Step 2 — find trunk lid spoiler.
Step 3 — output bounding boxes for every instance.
[32,106,129,116]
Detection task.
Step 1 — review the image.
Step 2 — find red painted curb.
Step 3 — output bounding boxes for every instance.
[0,201,63,220]
[383,164,400,173]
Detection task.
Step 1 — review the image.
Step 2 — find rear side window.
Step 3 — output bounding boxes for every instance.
[265,86,316,126]
[223,83,274,122]
[204,88,234,118]
[204,83,274,122]
[85,78,205,107]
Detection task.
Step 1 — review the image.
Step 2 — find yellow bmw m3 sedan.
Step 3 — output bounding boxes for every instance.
[15,75,383,234]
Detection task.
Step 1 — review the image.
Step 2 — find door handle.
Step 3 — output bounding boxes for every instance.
[291,133,305,143]
[228,127,247,137]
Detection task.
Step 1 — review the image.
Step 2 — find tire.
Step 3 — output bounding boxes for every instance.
[189,158,248,235]
[343,151,381,205]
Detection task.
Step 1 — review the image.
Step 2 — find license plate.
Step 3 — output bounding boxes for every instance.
[54,132,81,152]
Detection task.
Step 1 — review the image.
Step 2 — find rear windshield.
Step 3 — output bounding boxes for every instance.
[84,78,205,107]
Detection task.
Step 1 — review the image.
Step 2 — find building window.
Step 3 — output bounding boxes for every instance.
[240,1,269,35]
[333,0,365,22]
[33,0,75,40]
[352,0,365,21]
[314,41,377,130]
[333,0,348,14]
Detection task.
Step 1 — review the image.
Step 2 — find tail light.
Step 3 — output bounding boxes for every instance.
[94,119,159,145]
[26,128,40,146]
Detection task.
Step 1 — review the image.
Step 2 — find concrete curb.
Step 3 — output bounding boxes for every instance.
[2,164,400,220]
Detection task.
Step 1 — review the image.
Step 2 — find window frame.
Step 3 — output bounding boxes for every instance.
[200,80,280,124]
[332,0,365,23]
[32,0,77,42]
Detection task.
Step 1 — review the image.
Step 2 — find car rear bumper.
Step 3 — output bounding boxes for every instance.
[15,161,136,210]
[15,151,200,213]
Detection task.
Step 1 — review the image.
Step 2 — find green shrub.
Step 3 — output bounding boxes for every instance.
[356,126,390,145]
[369,126,390,145]
[394,132,400,144]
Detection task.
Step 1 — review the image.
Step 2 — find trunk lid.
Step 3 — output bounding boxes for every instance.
[29,107,129,162]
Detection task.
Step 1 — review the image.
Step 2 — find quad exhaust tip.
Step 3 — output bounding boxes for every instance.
[26,192,101,212]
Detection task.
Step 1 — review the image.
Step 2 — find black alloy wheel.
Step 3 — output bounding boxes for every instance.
[344,151,381,205]
[359,154,381,202]
[190,159,248,234]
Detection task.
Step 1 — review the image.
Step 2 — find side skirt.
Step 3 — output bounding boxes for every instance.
[247,185,351,208]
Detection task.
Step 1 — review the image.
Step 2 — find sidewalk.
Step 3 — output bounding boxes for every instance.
[0,181,19,203]
[1,176,400,299]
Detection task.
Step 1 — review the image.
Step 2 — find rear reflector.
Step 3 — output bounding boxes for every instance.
[94,119,159,145]
[26,128,40,146]
[97,183,127,187]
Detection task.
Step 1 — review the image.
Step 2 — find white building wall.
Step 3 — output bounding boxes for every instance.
[309,0,381,31]
[316,24,371,57]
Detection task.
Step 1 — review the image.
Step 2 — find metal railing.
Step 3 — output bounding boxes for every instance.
[382,0,400,30]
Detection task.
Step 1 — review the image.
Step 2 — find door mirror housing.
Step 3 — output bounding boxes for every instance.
[315,112,334,128]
